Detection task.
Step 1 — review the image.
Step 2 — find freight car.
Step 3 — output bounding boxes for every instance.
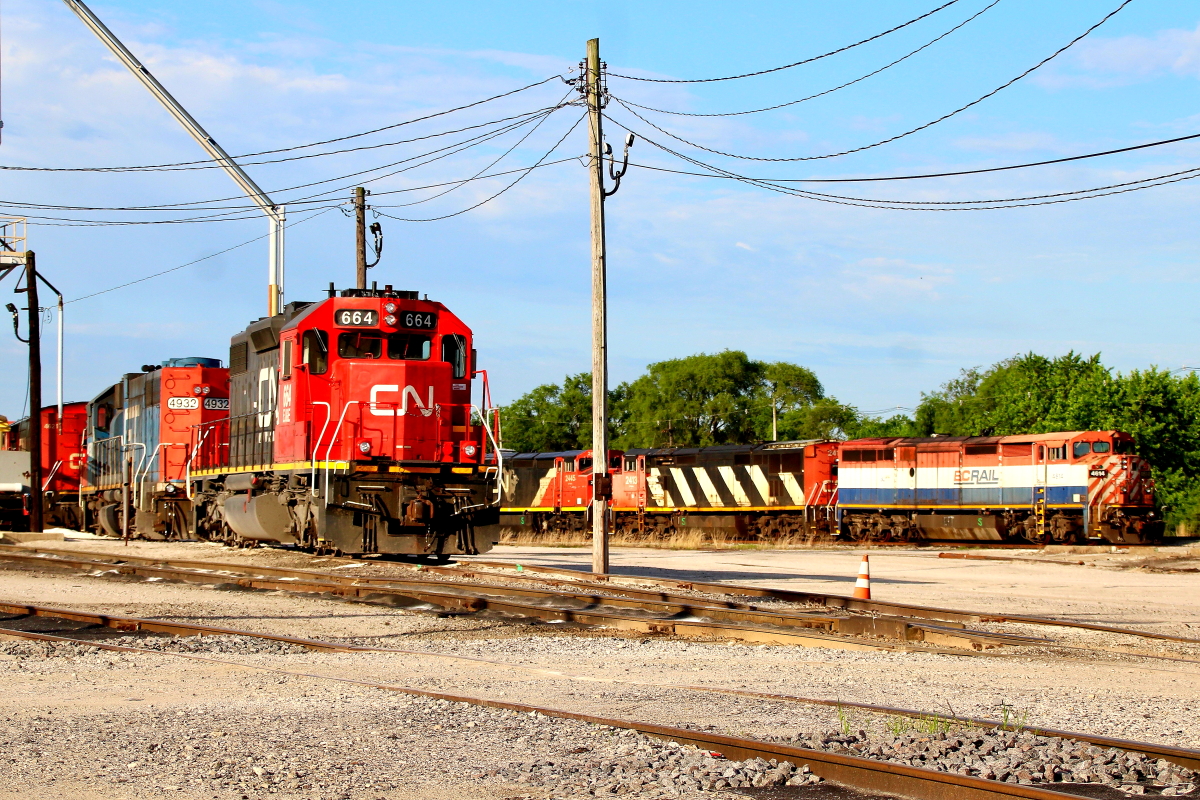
[497,440,839,542]
[3,403,88,530]
[186,285,501,557]
[837,431,1161,545]
[82,358,230,538]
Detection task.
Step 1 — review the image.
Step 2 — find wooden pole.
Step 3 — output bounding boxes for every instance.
[355,187,367,290]
[24,253,43,533]
[586,38,610,575]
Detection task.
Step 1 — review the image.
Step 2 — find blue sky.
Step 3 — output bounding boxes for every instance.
[1,0,1199,419]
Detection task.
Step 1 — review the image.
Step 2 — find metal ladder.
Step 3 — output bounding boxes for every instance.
[1034,485,1047,539]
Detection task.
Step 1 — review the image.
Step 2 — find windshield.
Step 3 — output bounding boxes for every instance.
[338,331,431,361]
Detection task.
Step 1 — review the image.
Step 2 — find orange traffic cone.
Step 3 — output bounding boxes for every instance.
[853,555,871,600]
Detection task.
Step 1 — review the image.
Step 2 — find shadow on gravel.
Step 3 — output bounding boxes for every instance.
[739,781,1178,799]
[496,563,934,586]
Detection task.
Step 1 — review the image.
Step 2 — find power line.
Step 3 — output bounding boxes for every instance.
[606,118,1200,212]
[0,106,566,215]
[607,0,965,83]
[608,122,1200,183]
[377,111,586,222]
[65,207,334,303]
[619,0,1003,118]
[0,75,563,173]
[610,0,1133,162]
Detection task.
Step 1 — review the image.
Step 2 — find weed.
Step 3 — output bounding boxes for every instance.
[997,702,1029,733]
[883,715,913,736]
[835,702,854,736]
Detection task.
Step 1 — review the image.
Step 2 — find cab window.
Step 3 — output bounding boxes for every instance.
[302,330,328,375]
[1072,442,1091,458]
[1114,439,1133,454]
[578,457,593,471]
[388,333,431,360]
[281,338,293,378]
[442,334,467,379]
[1092,441,1111,453]
[1048,445,1067,461]
[338,331,382,359]
[610,456,622,470]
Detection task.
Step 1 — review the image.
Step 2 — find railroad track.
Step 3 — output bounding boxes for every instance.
[2,601,1196,800]
[0,545,1098,654]
[2,544,1197,663]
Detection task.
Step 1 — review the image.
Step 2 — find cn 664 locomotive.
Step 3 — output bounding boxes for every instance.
[837,431,1161,544]
[188,286,501,557]
[498,440,839,541]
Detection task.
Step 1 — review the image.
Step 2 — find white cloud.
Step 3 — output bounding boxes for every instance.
[734,241,755,252]
[1037,23,1200,88]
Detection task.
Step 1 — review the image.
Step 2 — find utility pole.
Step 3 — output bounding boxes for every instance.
[355,187,367,290]
[23,253,43,533]
[586,38,610,575]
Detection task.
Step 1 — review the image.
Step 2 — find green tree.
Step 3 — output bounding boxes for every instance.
[616,351,766,448]
[754,362,824,441]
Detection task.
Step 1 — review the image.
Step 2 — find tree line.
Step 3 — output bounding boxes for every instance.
[498,350,1200,531]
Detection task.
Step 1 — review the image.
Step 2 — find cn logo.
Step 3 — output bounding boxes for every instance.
[370,385,435,417]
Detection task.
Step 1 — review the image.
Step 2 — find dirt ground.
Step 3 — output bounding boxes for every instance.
[1,538,1197,800]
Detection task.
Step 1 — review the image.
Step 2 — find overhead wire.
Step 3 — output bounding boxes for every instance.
[619,0,1003,118]
[0,105,569,217]
[377,87,577,209]
[377,111,587,222]
[65,207,335,303]
[0,75,563,173]
[605,117,1200,212]
[613,130,1200,184]
[610,0,1134,162]
[606,0,965,83]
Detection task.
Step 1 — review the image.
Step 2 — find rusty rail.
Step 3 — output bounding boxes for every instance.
[0,547,1059,653]
[0,622,1119,800]
[3,599,1197,777]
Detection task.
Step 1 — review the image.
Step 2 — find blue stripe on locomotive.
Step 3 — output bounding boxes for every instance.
[839,486,1087,507]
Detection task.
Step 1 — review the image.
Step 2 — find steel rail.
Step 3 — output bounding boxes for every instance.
[0,625,1120,800]
[2,546,1184,650]
[4,600,1197,775]
[459,558,1200,644]
[0,548,1049,652]
[0,550,933,651]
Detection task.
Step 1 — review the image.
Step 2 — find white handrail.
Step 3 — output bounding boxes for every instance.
[41,460,62,492]
[321,401,360,505]
[308,401,331,497]
[471,404,504,506]
[185,423,217,500]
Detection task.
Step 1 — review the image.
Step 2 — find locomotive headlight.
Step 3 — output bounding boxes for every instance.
[193,385,203,395]
[384,302,397,313]
[463,444,477,457]
[384,314,397,326]
[357,440,372,454]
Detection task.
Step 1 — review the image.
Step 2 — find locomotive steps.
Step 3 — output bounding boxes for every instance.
[3,543,1197,660]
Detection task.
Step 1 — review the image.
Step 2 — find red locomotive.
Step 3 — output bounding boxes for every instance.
[82,358,230,538]
[188,285,501,557]
[2,403,88,530]
[498,440,839,541]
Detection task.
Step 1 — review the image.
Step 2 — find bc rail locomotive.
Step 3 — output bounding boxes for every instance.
[837,432,1160,544]
[496,430,1161,546]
